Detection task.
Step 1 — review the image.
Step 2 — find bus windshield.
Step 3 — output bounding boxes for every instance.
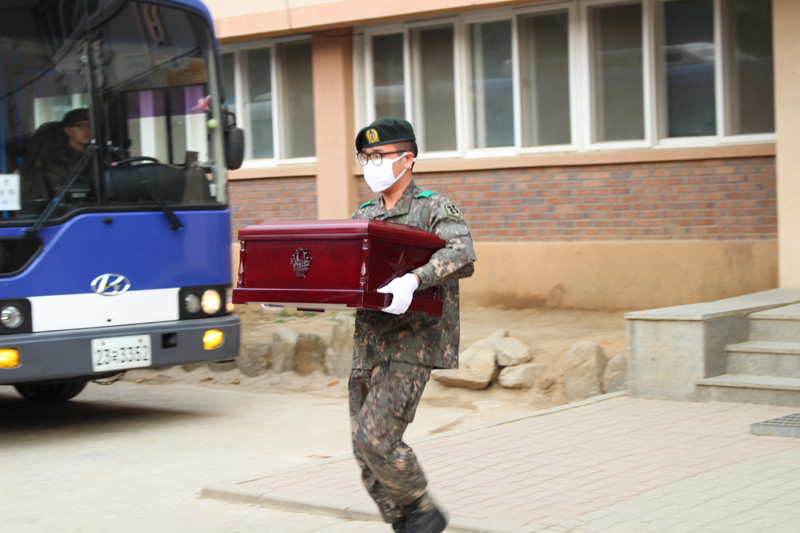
[0,0,227,225]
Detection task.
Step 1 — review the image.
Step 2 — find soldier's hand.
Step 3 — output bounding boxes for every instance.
[377,273,419,315]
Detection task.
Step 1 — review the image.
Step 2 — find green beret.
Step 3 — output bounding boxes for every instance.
[355,117,416,152]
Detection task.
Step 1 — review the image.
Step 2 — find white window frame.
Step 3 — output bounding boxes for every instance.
[581,0,653,151]
[221,35,317,168]
[408,18,463,160]
[353,0,775,160]
[460,10,518,158]
[512,1,580,154]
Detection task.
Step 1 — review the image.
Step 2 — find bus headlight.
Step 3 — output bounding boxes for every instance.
[0,305,24,329]
[184,293,201,314]
[201,289,221,314]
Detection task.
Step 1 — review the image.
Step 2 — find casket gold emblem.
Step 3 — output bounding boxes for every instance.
[290,248,313,278]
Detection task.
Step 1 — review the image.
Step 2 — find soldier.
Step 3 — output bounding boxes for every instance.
[20,108,92,212]
[349,117,477,533]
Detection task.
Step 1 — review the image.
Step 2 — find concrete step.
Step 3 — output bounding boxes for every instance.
[750,303,800,342]
[696,374,800,407]
[726,341,800,378]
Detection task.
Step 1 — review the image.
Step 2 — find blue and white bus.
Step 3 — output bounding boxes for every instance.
[0,0,244,401]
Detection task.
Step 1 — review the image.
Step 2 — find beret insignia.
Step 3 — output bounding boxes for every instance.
[366,128,380,144]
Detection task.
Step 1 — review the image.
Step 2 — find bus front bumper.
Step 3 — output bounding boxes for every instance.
[0,315,240,385]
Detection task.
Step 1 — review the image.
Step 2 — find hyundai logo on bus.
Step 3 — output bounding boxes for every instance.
[91,274,131,296]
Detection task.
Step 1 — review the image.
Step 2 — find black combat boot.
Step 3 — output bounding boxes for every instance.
[403,500,447,533]
[391,518,407,532]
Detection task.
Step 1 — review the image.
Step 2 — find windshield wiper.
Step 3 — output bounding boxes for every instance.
[137,177,184,231]
[25,144,97,235]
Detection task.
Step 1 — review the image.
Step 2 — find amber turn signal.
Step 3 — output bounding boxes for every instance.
[203,330,224,350]
[0,348,20,368]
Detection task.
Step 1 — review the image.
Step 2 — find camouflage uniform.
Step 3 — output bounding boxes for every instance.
[20,126,84,213]
[349,179,476,523]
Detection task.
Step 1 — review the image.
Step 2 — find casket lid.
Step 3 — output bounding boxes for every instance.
[238,219,445,248]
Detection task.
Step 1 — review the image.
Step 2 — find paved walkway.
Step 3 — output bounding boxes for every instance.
[203,393,800,533]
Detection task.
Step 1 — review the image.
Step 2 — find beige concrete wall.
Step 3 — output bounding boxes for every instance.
[311,30,358,219]
[233,240,778,311]
[460,241,778,310]
[774,0,800,287]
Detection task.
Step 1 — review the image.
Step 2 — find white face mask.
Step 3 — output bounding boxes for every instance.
[363,152,414,193]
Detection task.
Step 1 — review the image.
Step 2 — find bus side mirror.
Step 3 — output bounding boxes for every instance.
[225,127,244,170]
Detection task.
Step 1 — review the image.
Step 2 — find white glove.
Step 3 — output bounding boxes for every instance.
[377,273,419,315]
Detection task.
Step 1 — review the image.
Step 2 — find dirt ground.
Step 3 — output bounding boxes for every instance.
[126,305,629,430]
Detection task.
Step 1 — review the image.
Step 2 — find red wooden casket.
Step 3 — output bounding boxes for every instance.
[232,219,446,316]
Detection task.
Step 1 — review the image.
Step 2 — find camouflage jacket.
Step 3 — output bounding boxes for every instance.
[350,180,477,369]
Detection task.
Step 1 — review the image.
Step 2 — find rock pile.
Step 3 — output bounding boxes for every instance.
[195,314,629,399]
[192,312,356,379]
[431,329,546,390]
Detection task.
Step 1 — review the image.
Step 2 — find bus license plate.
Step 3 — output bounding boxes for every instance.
[91,335,152,372]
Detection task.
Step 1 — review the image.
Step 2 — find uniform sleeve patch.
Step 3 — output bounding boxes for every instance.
[443,203,463,219]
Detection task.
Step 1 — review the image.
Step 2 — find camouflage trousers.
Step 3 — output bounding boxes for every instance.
[349,361,432,523]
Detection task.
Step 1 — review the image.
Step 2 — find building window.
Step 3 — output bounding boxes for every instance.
[469,20,514,149]
[411,25,457,152]
[724,0,774,135]
[245,47,274,160]
[355,0,775,157]
[519,10,572,147]
[589,2,645,143]
[220,38,316,164]
[277,41,316,159]
[372,33,405,119]
[657,0,717,138]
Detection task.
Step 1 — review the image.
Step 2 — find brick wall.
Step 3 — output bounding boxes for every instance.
[357,156,776,241]
[229,177,316,238]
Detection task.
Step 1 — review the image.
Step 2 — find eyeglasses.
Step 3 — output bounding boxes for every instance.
[69,121,91,130]
[356,150,406,166]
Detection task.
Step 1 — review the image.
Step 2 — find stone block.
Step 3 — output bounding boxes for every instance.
[564,342,607,401]
[493,337,532,367]
[431,330,506,390]
[272,328,298,373]
[237,342,270,377]
[498,362,546,389]
[603,353,627,393]
[208,360,237,372]
[325,313,355,378]
[295,333,326,375]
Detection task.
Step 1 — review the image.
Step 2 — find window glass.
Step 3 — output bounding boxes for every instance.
[245,47,273,159]
[372,34,405,119]
[470,20,514,148]
[278,41,315,158]
[412,25,457,153]
[221,52,236,108]
[725,0,774,135]
[658,0,716,138]
[590,3,645,142]
[519,11,571,147]
[3,0,226,224]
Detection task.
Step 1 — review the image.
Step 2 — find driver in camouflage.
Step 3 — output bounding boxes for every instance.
[349,117,477,533]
